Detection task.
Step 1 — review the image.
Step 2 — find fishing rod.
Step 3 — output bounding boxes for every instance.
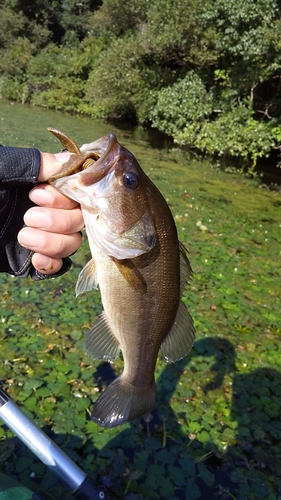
[0,388,111,500]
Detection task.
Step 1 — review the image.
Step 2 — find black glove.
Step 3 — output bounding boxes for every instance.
[0,186,72,280]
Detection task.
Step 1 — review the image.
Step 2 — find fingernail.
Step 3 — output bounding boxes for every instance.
[33,254,54,272]
[18,228,46,249]
[29,188,53,205]
[24,208,52,229]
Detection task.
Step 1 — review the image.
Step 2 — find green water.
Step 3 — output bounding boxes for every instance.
[0,100,281,499]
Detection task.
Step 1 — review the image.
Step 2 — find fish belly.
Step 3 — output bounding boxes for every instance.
[89,240,179,427]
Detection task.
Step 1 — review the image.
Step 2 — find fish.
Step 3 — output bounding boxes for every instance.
[48,129,195,428]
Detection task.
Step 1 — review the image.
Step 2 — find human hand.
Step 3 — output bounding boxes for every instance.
[18,151,84,275]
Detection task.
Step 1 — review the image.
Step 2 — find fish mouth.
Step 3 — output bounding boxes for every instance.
[77,133,120,186]
[50,132,119,191]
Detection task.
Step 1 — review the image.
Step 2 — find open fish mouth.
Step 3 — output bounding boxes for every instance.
[80,133,116,157]
[51,132,119,190]
[77,133,119,186]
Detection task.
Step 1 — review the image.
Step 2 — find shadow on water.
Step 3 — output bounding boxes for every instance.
[1,337,281,499]
[194,339,281,499]
[87,338,281,499]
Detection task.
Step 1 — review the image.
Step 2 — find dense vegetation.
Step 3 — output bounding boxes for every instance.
[1,0,281,165]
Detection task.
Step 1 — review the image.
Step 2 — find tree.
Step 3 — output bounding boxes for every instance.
[1,0,281,165]
[149,72,213,138]
[61,0,101,42]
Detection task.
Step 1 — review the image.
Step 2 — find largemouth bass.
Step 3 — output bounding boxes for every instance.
[48,130,195,428]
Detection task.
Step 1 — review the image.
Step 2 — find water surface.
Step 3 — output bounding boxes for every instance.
[0,100,280,499]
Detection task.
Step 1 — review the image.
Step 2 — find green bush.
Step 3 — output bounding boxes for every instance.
[25,41,100,112]
[150,73,281,164]
[150,72,213,137]
[178,104,281,164]
[84,35,143,120]
[0,76,29,103]
[31,78,84,112]
[0,37,33,78]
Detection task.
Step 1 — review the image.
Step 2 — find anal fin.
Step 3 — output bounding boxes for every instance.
[161,300,195,363]
[84,311,120,361]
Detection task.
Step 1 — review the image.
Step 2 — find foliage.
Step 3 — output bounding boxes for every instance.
[152,92,281,165]
[149,72,213,138]
[1,0,281,165]
[0,77,29,104]
[0,38,33,78]
[84,35,143,120]
[191,106,281,164]
[0,3,51,49]
[83,32,167,121]
[0,102,281,499]
[23,38,103,112]
[89,0,150,37]
[60,0,102,42]
[134,0,218,69]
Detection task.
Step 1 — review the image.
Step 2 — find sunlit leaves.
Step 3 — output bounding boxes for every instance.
[150,71,212,138]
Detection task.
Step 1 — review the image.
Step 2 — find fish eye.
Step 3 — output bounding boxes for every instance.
[123,171,139,189]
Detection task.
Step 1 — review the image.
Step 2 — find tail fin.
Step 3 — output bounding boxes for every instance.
[91,376,156,428]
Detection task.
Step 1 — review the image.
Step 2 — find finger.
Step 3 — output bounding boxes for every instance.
[31,254,63,275]
[18,227,82,259]
[23,206,84,234]
[29,184,79,209]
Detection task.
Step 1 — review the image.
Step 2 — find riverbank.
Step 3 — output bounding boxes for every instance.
[2,99,281,189]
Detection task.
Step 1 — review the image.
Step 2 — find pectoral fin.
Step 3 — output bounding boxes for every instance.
[84,312,120,361]
[112,258,147,294]
[75,258,98,296]
[161,300,195,363]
